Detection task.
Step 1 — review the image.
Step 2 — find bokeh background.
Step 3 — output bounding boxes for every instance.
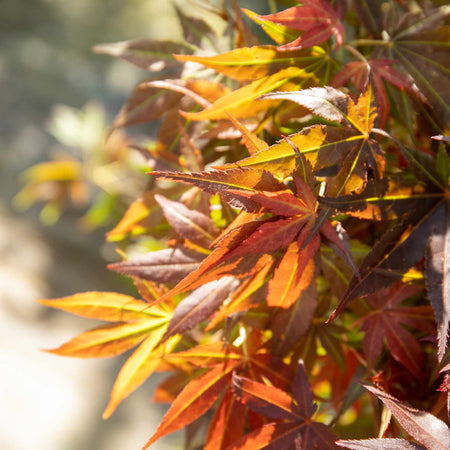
[1,0,265,449]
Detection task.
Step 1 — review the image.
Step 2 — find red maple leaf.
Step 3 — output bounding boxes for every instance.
[230,360,338,448]
[360,282,434,378]
[255,0,344,49]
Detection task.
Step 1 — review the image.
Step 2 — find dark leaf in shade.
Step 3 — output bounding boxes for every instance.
[380,6,450,126]
[270,281,317,357]
[361,282,432,378]
[110,82,182,132]
[292,360,316,418]
[330,198,445,320]
[425,198,450,361]
[364,384,450,450]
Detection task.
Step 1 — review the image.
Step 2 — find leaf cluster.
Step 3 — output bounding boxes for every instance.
[38,1,450,448]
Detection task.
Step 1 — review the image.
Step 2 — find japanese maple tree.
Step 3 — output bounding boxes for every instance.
[37,1,449,449]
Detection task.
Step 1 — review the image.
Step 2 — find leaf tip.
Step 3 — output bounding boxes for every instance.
[102,403,114,420]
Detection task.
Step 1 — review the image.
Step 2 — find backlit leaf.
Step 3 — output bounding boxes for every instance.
[102,327,172,418]
[254,0,345,49]
[44,321,162,358]
[106,191,164,242]
[38,291,152,322]
[331,58,423,127]
[226,422,303,450]
[267,235,318,308]
[219,85,378,184]
[232,373,299,421]
[231,367,338,448]
[175,45,326,81]
[143,362,239,448]
[204,388,246,450]
[151,167,285,213]
[331,196,446,320]
[242,8,302,45]
[207,261,272,330]
[182,67,316,121]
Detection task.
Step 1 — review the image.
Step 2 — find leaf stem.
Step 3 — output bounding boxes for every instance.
[268,0,277,14]
[343,43,368,64]
[349,39,389,47]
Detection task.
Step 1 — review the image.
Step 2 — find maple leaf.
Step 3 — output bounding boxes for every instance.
[246,0,344,50]
[204,387,247,450]
[384,6,450,127]
[151,150,352,310]
[141,79,231,108]
[174,3,218,49]
[143,339,293,448]
[360,282,434,378]
[357,384,450,450]
[144,362,239,449]
[155,194,219,248]
[174,45,328,81]
[38,292,175,418]
[331,58,423,128]
[206,262,273,331]
[93,39,191,71]
[325,143,449,361]
[203,173,346,309]
[233,85,383,197]
[106,186,186,242]
[353,3,450,128]
[181,66,319,121]
[230,360,338,449]
[161,276,239,342]
[108,247,204,285]
[109,81,182,133]
[425,196,450,363]
[242,8,302,46]
[337,438,426,449]
[150,166,286,213]
[269,280,318,357]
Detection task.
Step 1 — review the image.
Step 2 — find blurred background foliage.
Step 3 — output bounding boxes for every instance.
[1,1,264,449]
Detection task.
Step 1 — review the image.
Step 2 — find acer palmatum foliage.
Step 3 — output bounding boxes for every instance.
[38,1,449,448]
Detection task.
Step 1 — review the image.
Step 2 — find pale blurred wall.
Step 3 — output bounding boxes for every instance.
[0,1,265,449]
